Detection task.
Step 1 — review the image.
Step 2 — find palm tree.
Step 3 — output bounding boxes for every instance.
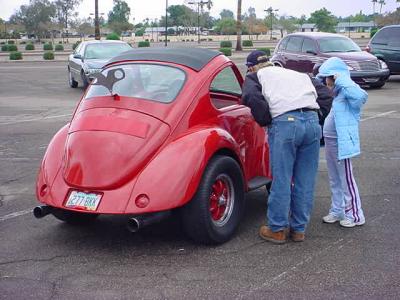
[372,0,378,14]
[235,0,242,51]
[378,0,386,14]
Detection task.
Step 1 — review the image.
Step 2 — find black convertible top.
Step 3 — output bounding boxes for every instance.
[106,47,222,71]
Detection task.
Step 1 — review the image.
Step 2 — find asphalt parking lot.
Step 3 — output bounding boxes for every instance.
[0,59,399,299]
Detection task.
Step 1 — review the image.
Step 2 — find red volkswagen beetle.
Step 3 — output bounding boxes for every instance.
[34,48,271,244]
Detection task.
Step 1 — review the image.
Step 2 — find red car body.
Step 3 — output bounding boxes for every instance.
[35,48,271,244]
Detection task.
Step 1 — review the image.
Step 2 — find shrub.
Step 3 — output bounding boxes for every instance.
[220,41,232,48]
[0,41,5,45]
[43,51,55,60]
[7,40,15,44]
[106,33,120,40]
[72,41,81,50]
[43,43,53,50]
[58,41,62,44]
[25,43,35,50]
[242,40,253,47]
[7,44,18,51]
[1,44,8,51]
[9,51,22,60]
[138,40,150,47]
[208,38,213,41]
[55,44,64,51]
[370,28,378,38]
[219,47,232,56]
[256,47,271,56]
[20,41,26,45]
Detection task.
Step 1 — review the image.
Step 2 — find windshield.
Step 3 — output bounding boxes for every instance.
[319,38,361,53]
[85,64,186,103]
[84,43,132,59]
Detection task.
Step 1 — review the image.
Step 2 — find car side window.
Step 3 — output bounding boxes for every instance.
[286,36,303,52]
[210,67,242,109]
[278,37,289,50]
[387,28,400,47]
[302,38,317,53]
[372,28,389,45]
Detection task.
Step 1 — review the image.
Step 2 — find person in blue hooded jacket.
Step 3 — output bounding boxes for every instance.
[317,57,368,228]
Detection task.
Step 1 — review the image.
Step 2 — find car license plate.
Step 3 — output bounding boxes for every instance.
[364,77,379,83]
[65,191,102,211]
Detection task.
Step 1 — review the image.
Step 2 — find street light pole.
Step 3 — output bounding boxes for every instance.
[264,6,278,40]
[188,1,210,44]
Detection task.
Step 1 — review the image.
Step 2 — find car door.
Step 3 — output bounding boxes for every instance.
[69,43,85,80]
[284,36,304,71]
[301,38,319,74]
[209,65,269,180]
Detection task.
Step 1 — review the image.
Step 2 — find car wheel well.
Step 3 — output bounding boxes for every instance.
[273,62,283,67]
[214,148,241,167]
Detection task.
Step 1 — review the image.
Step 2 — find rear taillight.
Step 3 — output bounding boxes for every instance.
[365,44,371,52]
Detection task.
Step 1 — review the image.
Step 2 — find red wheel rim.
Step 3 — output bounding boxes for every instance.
[209,174,234,226]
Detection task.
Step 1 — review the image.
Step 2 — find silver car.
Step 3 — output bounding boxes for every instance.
[68,40,132,88]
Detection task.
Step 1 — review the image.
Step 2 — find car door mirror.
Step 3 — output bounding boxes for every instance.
[73,53,83,60]
[306,50,317,55]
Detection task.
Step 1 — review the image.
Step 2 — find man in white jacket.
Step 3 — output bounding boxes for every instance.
[242,51,321,244]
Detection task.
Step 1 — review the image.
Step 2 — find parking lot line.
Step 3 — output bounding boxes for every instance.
[361,110,396,122]
[0,113,72,125]
[0,209,32,222]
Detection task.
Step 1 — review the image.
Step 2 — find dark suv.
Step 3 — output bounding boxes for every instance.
[366,25,400,75]
[271,32,390,88]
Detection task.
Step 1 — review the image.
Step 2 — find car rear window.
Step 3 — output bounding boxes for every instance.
[319,37,361,53]
[84,64,186,103]
[84,43,132,59]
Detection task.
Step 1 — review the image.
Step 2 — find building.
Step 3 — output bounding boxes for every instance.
[299,23,317,32]
[335,21,375,33]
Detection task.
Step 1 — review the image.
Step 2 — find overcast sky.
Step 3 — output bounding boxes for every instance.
[0,0,398,22]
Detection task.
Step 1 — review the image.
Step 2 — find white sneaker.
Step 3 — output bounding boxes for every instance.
[339,218,365,228]
[322,214,342,224]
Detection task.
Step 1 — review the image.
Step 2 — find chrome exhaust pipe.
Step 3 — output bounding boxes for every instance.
[33,205,52,218]
[127,211,171,233]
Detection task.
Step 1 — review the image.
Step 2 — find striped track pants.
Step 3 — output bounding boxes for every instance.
[324,137,365,223]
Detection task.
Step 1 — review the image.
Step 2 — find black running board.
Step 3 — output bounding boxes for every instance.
[248,176,272,191]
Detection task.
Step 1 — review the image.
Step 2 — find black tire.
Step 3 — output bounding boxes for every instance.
[181,155,245,244]
[81,71,89,89]
[52,208,98,225]
[369,82,385,89]
[68,69,78,88]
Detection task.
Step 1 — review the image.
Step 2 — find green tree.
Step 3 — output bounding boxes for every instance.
[215,18,236,34]
[278,16,297,37]
[54,0,81,36]
[309,8,337,32]
[10,0,56,40]
[108,0,133,34]
[220,9,234,19]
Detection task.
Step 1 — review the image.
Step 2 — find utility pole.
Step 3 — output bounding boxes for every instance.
[94,0,100,40]
[188,1,210,44]
[165,0,168,46]
[264,6,278,40]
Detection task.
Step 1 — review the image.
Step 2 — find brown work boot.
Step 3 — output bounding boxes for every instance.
[290,230,305,242]
[259,225,286,244]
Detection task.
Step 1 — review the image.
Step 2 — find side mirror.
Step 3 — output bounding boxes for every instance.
[73,53,83,60]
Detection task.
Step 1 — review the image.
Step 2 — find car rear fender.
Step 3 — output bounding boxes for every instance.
[36,124,69,203]
[125,127,242,213]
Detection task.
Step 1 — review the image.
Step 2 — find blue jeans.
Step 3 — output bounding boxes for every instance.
[267,110,321,233]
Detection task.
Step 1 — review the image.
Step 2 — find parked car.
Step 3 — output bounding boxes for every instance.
[271,32,390,88]
[68,40,132,88]
[366,25,400,75]
[34,48,272,244]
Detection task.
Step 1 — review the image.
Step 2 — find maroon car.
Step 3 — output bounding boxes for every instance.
[271,32,390,88]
